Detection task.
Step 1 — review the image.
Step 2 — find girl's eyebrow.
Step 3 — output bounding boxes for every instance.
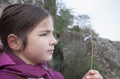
[39,30,54,33]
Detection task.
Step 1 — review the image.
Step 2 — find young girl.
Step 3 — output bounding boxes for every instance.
[0,4,103,79]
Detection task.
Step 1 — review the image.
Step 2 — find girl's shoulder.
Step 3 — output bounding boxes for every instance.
[49,69,64,79]
[0,71,27,79]
[0,71,17,79]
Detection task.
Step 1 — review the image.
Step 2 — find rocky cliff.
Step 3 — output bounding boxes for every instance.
[60,29,120,79]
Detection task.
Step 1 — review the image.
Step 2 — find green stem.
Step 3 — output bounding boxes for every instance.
[90,32,94,70]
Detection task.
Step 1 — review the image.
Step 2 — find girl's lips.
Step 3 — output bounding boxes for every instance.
[48,49,54,54]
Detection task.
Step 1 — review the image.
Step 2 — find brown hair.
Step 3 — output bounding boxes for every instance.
[0,3,50,52]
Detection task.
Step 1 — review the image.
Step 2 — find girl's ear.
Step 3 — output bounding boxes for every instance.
[7,34,22,51]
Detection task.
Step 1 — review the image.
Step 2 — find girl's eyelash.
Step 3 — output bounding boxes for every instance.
[39,31,54,36]
[40,33,47,36]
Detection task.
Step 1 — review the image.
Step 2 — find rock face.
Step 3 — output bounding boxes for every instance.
[0,0,43,15]
[60,30,120,79]
[95,38,120,79]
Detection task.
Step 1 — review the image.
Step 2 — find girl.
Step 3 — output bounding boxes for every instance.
[0,4,103,79]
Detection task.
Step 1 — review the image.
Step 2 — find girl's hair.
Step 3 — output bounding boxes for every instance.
[0,3,50,52]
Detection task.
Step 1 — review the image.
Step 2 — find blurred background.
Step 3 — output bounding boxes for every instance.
[0,0,120,79]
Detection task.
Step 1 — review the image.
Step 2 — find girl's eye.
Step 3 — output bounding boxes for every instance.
[40,33,47,36]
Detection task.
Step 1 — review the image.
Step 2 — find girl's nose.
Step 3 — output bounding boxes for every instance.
[49,36,57,45]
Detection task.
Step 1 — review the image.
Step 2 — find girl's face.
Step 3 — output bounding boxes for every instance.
[19,16,57,65]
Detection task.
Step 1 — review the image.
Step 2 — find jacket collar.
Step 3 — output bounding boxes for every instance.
[0,52,50,78]
[0,52,16,67]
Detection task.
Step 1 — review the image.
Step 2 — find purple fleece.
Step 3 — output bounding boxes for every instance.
[0,52,64,79]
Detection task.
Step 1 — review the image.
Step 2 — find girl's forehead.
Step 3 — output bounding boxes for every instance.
[33,17,54,31]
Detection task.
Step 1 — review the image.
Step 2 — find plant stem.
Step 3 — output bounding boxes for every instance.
[90,31,94,70]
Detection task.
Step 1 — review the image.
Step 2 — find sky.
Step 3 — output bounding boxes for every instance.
[62,0,120,41]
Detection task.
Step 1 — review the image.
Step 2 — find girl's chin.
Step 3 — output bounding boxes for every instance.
[43,56,53,62]
[48,56,53,61]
